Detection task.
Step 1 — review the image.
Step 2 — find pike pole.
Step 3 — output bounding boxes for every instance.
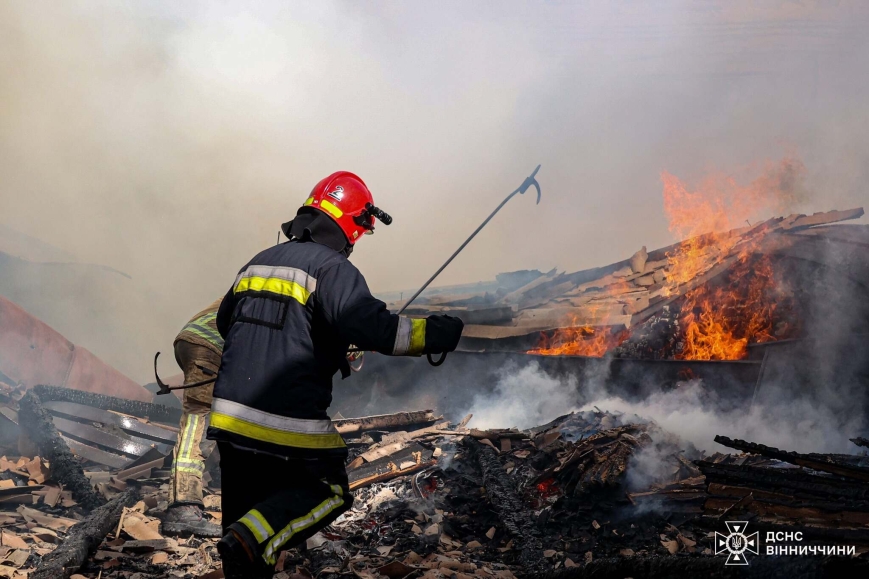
[398,164,543,366]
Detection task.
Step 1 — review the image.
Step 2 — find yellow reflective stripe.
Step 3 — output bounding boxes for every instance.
[392,317,427,355]
[234,277,311,305]
[210,413,346,449]
[409,319,426,355]
[173,465,205,475]
[330,484,344,497]
[240,509,274,544]
[174,459,205,473]
[263,494,344,564]
[212,399,338,433]
[319,200,343,218]
[304,196,314,206]
[182,324,224,348]
[180,415,199,462]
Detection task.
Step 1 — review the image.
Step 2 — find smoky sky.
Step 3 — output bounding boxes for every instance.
[1,1,868,381]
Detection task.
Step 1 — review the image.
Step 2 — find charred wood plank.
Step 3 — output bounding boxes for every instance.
[29,384,180,425]
[779,207,864,231]
[469,428,528,440]
[31,487,138,579]
[697,461,869,502]
[18,389,104,510]
[851,437,869,449]
[348,459,437,491]
[466,437,544,571]
[334,410,440,434]
[704,496,869,526]
[713,436,869,482]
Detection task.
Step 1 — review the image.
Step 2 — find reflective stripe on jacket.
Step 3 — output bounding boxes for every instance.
[175,298,225,354]
[207,239,433,459]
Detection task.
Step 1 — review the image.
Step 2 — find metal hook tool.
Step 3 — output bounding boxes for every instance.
[399,164,543,366]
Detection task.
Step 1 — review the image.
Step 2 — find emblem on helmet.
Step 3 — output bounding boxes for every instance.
[327,186,345,201]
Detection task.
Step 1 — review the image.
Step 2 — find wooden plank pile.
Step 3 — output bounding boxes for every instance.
[398,207,864,342]
[698,436,869,530]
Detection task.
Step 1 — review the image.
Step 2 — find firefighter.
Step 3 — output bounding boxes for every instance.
[162,299,224,538]
[209,172,464,578]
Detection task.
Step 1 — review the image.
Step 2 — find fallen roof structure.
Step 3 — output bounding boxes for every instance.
[395,207,866,353]
[0,295,152,402]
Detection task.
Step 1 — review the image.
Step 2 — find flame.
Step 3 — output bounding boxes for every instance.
[528,157,802,360]
[528,324,628,357]
[664,158,802,360]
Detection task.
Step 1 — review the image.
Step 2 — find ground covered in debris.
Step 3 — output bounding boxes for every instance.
[3,376,869,579]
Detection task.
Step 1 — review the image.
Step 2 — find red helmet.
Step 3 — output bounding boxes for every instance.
[303,172,391,244]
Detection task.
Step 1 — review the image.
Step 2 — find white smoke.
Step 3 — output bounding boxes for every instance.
[466,364,864,455]
[467,362,580,430]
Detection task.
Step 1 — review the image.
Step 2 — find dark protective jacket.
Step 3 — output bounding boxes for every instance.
[206,238,462,460]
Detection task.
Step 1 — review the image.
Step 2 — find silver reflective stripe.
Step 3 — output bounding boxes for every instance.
[179,414,199,461]
[173,459,205,473]
[241,512,271,543]
[392,316,412,355]
[263,494,344,562]
[211,398,338,434]
[234,265,317,292]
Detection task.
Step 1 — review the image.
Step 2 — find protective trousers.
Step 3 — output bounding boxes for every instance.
[168,340,221,506]
[218,442,353,572]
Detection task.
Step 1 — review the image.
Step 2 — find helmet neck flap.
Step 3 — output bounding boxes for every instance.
[281,207,353,257]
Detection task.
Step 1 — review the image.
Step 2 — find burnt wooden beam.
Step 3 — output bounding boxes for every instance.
[349,459,437,491]
[465,437,544,572]
[713,436,869,482]
[29,384,181,425]
[333,410,440,434]
[31,488,138,579]
[779,207,864,231]
[18,389,104,510]
[697,461,869,502]
[704,496,869,526]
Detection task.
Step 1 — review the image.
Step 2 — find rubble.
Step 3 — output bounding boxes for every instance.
[466,437,544,571]
[32,488,138,579]
[2,382,869,578]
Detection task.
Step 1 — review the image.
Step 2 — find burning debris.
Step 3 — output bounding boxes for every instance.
[401,205,866,366]
[521,207,861,361]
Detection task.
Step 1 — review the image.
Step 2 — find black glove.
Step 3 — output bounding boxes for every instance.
[423,314,464,354]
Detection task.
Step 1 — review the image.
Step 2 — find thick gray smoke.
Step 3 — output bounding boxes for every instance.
[466,364,864,454]
[1,1,868,382]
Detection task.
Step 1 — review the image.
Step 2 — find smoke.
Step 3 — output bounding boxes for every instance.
[1,1,869,382]
[583,380,864,454]
[467,362,580,430]
[466,362,865,455]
